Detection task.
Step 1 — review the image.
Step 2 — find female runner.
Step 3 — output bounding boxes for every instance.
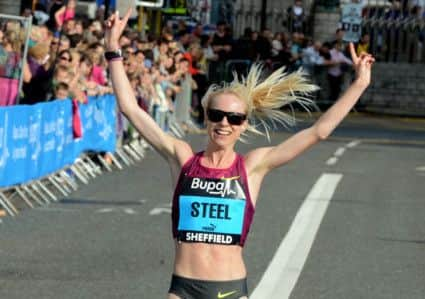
[104,10,375,299]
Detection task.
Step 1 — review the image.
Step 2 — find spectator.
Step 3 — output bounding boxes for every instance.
[302,40,325,76]
[211,21,233,61]
[34,3,50,26]
[289,32,304,71]
[57,49,73,67]
[54,0,77,32]
[134,49,146,67]
[287,0,306,33]
[88,50,107,86]
[0,31,22,79]
[142,48,154,69]
[271,32,284,58]
[153,38,169,63]
[356,32,370,55]
[74,20,85,35]
[63,19,76,35]
[22,42,52,104]
[60,35,72,51]
[330,28,347,50]
[76,54,97,98]
[69,48,81,70]
[46,0,64,31]
[174,57,196,131]
[211,21,233,83]
[199,34,218,75]
[232,27,256,61]
[183,43,203,76]
[255,28,273,61]
[327,42,353,102]
[54,81,70,100]
[119,30,132,48]
[161,25,174,42]
[191,23,204,44]
[184,42,208,124]
[176,30,191,52]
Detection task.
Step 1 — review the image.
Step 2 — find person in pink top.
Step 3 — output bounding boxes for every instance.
[105,10,375,299]
[55,0,76,30]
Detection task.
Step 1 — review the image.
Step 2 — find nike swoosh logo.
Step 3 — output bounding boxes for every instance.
[217,290,237,298]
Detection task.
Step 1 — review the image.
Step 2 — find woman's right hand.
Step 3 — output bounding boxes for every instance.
[104,9,132,51]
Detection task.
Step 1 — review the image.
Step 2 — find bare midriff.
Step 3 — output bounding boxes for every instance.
[173,241,246,281]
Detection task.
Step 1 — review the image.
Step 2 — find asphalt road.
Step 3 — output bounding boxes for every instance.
[1,113,424,299]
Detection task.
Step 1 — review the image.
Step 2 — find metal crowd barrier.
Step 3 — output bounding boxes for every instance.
[0,95,152,218]
[0,137,149,217]
[0,102,188,218]
[363,15,425,63]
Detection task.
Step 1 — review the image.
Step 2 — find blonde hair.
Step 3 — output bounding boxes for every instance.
[28,43,49,60]
[201,64,319,140]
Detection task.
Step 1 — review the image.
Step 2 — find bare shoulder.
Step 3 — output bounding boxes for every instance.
[172,137,195,167]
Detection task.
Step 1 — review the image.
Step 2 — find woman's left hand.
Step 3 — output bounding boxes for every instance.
[104,9,132,51]
[349,42,375,88]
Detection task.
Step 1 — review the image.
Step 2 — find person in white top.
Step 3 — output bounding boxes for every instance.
[271,32,284,58]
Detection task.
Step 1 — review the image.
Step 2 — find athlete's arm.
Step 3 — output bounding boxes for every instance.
[245,43,374,177]
[105,10,193,166]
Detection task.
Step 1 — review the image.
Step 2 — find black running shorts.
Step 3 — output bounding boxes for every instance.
[168,274,248,299]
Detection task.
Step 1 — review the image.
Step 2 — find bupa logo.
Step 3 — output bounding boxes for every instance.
[29,110,42,162]
[99,123,113,141]
[56,117,65,153]
[190,177,236,198]
[94,105,105,125]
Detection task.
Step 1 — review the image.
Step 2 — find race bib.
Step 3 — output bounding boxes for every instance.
[176,175,248,245]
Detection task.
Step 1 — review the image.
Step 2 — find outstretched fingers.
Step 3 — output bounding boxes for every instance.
[349,42,359,64]
[359,53,375,68]
[104,12,116,28]
[121,9,132,27]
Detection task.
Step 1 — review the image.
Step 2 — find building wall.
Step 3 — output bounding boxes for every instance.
[217,0,314,37]
[359,63,425,116]
[0,0,21,16]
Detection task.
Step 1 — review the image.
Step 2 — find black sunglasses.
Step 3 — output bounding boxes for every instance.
[207,108,247,126]
[59,56,71,62]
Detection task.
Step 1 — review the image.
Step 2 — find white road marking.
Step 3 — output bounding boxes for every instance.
[346,140,361,148]
[334,147,346,157]
[96,208,114,213]
[95,207,138,215]
[416,166,425,172]
[34,207,79,212]
[124,208,137,215]
[250,173,343,299]
[150,203,172,215]
[149,207,172,215]
[326,140,361,166]
[326,157,338,166]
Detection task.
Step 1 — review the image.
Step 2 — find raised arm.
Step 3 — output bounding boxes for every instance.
[104,10,193,166]
[54,6,65,28]
[246,43,375,176]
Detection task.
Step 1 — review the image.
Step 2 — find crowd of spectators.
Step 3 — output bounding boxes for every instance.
[0,0,424,132]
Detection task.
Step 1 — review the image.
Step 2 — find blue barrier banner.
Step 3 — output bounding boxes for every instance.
[77,94,116,153]
[0,95,116,188]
